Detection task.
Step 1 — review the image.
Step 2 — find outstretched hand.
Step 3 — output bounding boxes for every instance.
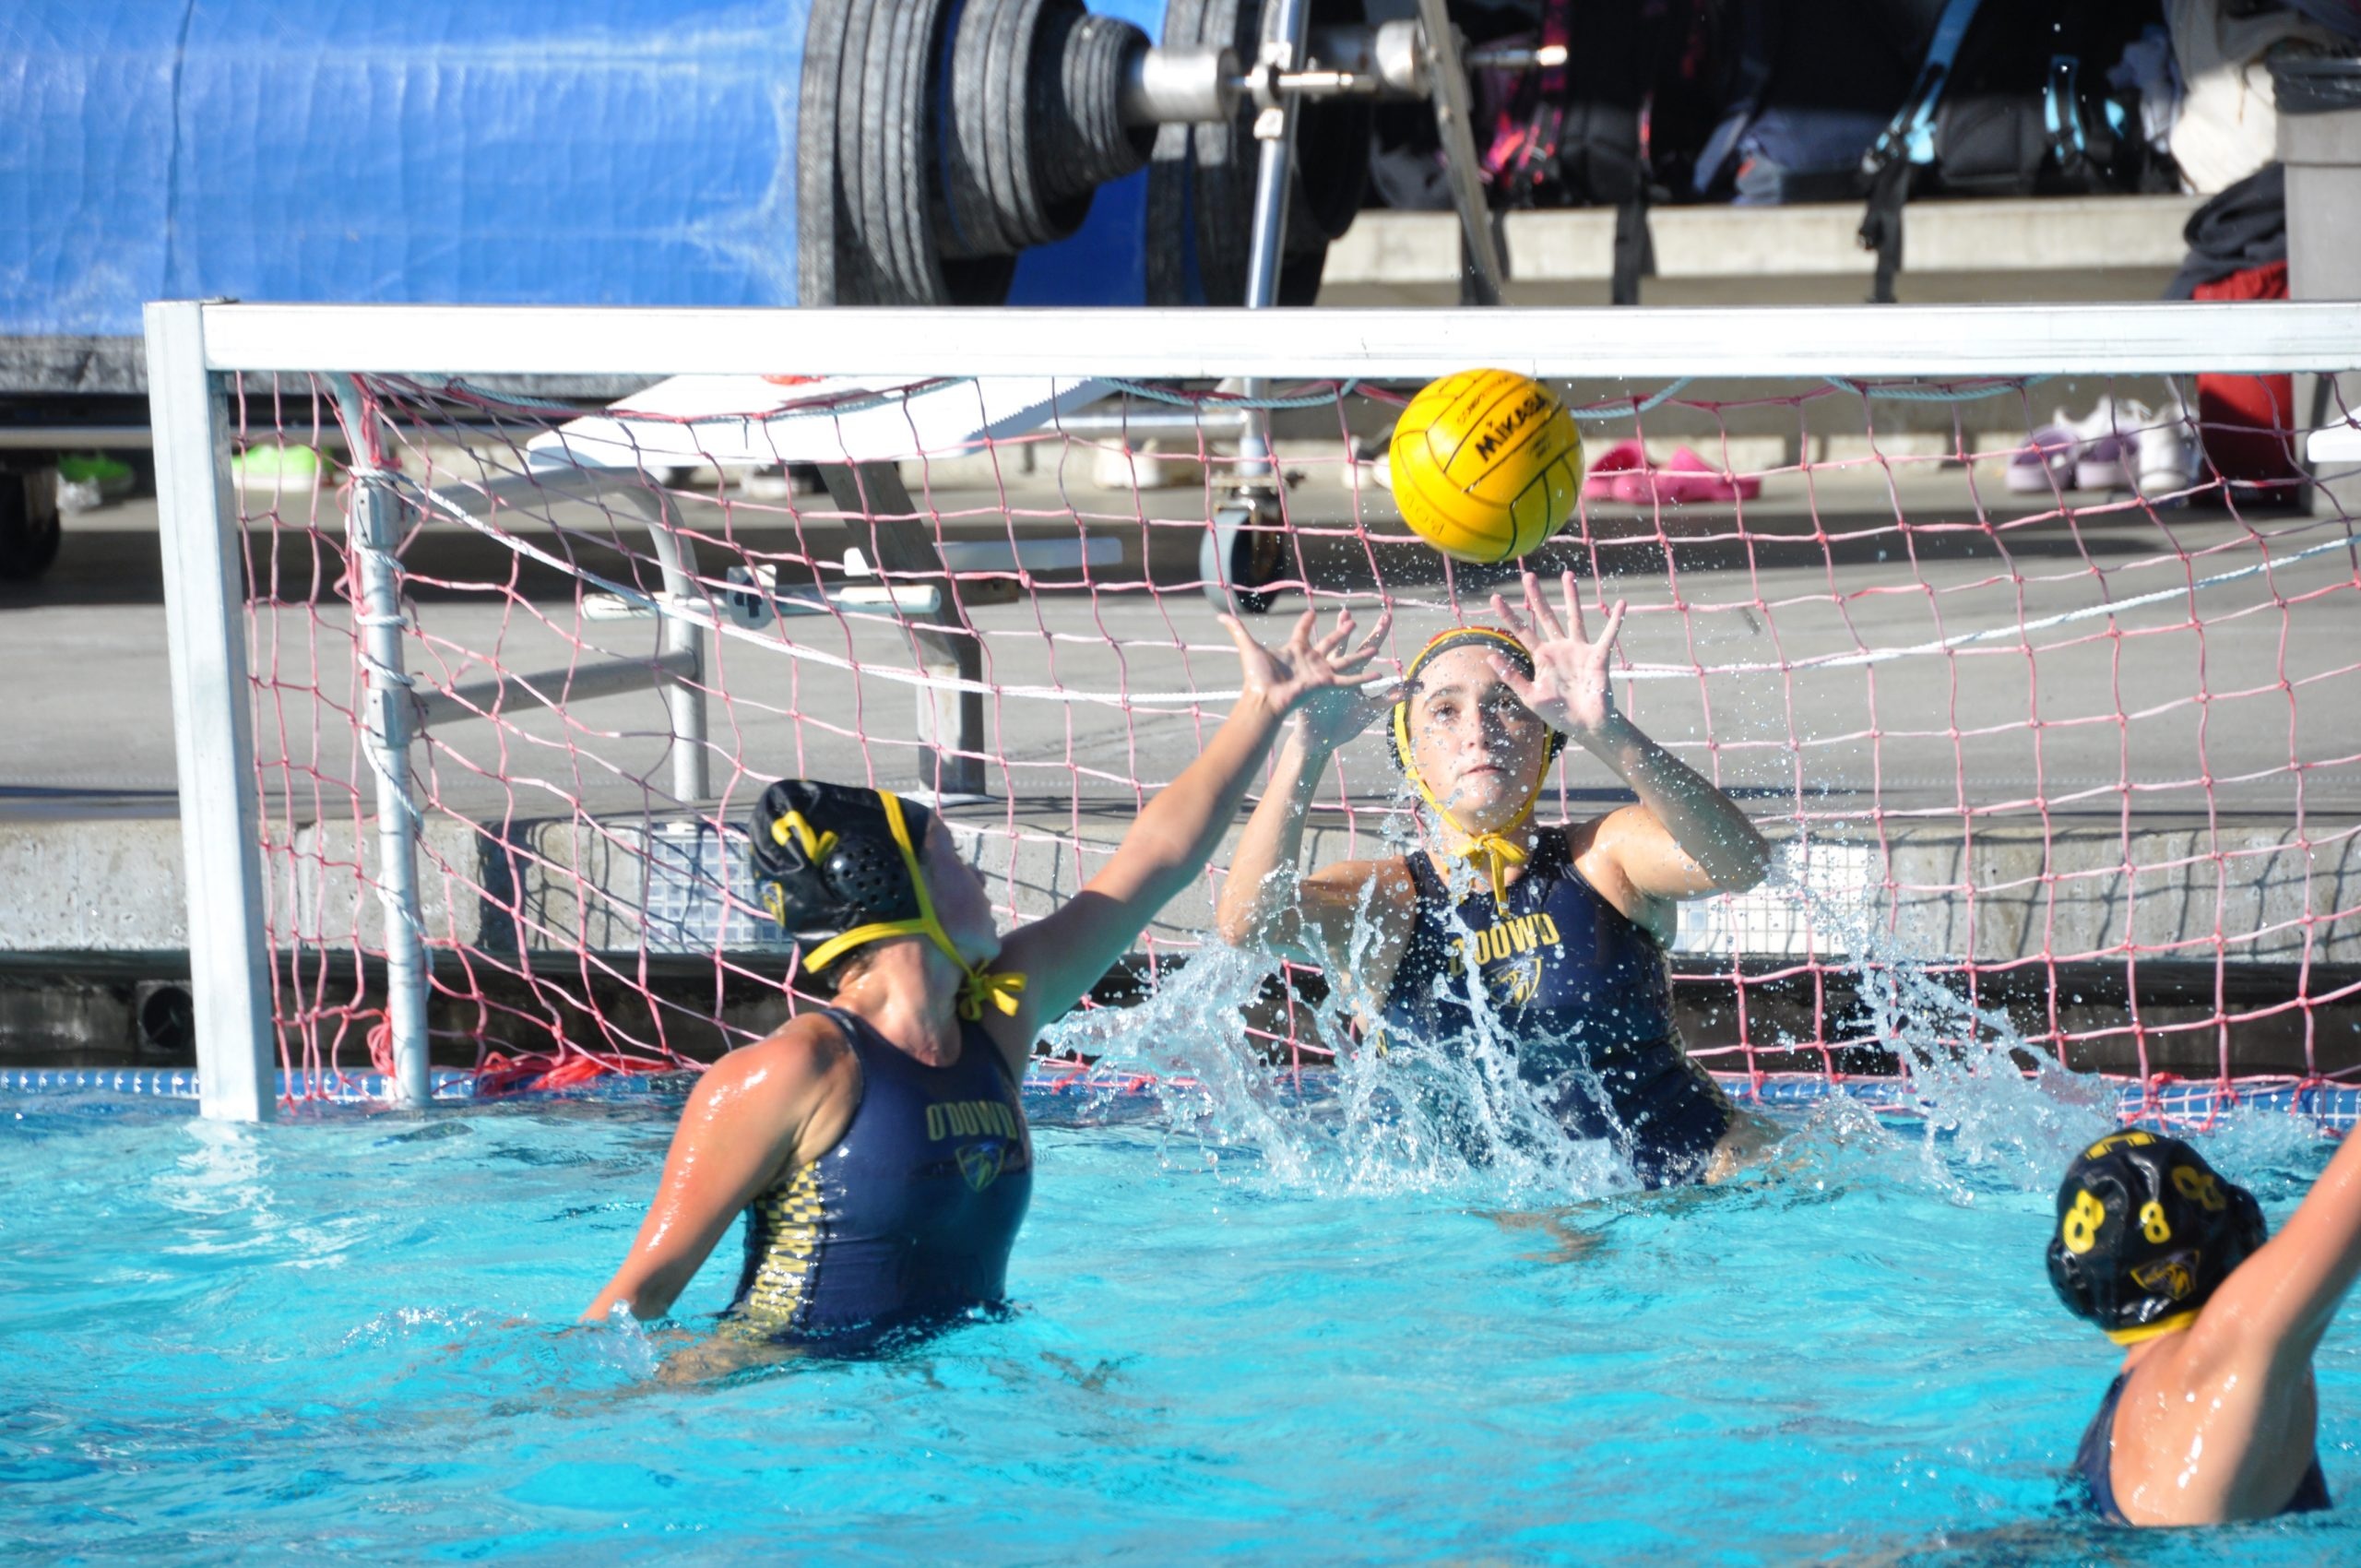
[1488,570,1626,745]
[1219,606,1396,745]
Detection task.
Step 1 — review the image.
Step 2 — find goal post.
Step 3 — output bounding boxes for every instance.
[146,300,2361,1122]
[147,301,278,1123]
[194,300,2361,379]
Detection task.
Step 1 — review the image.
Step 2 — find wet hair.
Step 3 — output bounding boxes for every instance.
[2046,1130,2268,1343]
[747,779,936,963]
[800,942,878,998]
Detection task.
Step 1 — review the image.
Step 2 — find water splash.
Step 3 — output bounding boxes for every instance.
[1043,938,1635,1205]
[1752,833,2116,1196]
[2184,1108,2338,1205]
[1046,796,1643,1205]
[1047,817,2119,1206]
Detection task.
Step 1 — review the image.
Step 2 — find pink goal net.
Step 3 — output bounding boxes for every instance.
[227,362,2361,1118]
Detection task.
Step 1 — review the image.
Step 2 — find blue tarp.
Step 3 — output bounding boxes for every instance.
[0,0,1165,339]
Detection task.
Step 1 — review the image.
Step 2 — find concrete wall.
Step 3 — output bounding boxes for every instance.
[11,806,2356,967]
[1318,196,2199,308]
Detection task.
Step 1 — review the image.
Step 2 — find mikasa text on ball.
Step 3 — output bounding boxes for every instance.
[1388,369,1584,563]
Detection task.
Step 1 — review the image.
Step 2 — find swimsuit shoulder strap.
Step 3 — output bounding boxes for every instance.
[1402,848,1446,904]
[1548,825,1669,947]
[816,1004,874,1058]
[2072,1372,2130,1524]
[1381,851,1453,1017]
[964,1016,1023,1089]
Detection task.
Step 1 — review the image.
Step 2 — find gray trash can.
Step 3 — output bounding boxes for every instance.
[2276,56,2361,514]
[2276,57,2361,300]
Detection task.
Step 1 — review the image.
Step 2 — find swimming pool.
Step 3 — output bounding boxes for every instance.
[4,1072,2354,1565]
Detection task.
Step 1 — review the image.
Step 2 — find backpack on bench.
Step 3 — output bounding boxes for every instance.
[1475,0,1729,303]
[1857,0,2173,301]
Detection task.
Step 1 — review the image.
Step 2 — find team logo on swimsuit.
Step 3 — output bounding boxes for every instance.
[957,1140,1008,1192]
[927,1099,1024,1142]
[1448,911,1563,980]
[2129,1253,2198,1301]
[1490,950,1546,1006]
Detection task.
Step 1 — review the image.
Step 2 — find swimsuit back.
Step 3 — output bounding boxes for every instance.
[2073,1371,2331,1523]
[730,1006,1033,1342]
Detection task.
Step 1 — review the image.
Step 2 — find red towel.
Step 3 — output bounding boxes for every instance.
[2190,261,2301,487]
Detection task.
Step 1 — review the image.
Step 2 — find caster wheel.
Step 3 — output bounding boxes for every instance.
[1199,501,1286,615]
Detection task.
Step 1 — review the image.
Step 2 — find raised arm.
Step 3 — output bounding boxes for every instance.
[2192,1125,2361,1368]
[579,1023,840,1324]
[1490,571,1771,905]
[1214,677,1397,965]
[996,608,1387,1029]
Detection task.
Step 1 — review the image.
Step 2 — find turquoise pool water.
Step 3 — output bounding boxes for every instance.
[4,1074,2355,1564]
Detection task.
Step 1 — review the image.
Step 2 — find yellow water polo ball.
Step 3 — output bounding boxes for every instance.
[1387,369,1584,563]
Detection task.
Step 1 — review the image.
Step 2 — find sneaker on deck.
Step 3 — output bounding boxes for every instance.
[2007,422,2080,493]
[2135,408,2200,501]
[2068,397,2138,491]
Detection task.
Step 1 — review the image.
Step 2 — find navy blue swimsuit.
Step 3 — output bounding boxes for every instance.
[2073,1372,2331,1523]
[1379,828,1733,1187]
[725,1006,1033,1345]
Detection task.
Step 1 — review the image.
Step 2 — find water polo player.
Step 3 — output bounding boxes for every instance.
[1215,570,1773,1188]
[583,608,1390,1359]
[2048,1124,2361,1525]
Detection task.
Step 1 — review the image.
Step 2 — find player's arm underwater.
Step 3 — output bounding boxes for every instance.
[990,608,1392,1055]
[1486,571,1771,938]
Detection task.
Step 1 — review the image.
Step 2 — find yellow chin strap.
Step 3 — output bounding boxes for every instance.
[2104,1310,2198,1346]
[796,791,1026,1023]
[1392,700,1548,905]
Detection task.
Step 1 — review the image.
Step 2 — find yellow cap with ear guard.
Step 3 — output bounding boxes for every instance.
[1388,627,1561,902]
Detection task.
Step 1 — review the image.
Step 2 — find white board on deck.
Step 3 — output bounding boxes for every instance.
[525,374,1110,469]
[2311,422,2361,463]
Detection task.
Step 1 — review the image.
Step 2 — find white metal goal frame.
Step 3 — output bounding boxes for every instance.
[144,298,2361,1121]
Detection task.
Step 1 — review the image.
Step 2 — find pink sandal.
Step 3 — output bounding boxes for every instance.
[1583,439,1646,500]
[1610,445,1761,505]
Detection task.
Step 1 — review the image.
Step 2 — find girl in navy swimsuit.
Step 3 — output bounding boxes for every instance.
[1379,826,1734,1187]
[583,607,1392,1373]
[1217,571,1774,1189]
[2047,1125,2361,1525]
